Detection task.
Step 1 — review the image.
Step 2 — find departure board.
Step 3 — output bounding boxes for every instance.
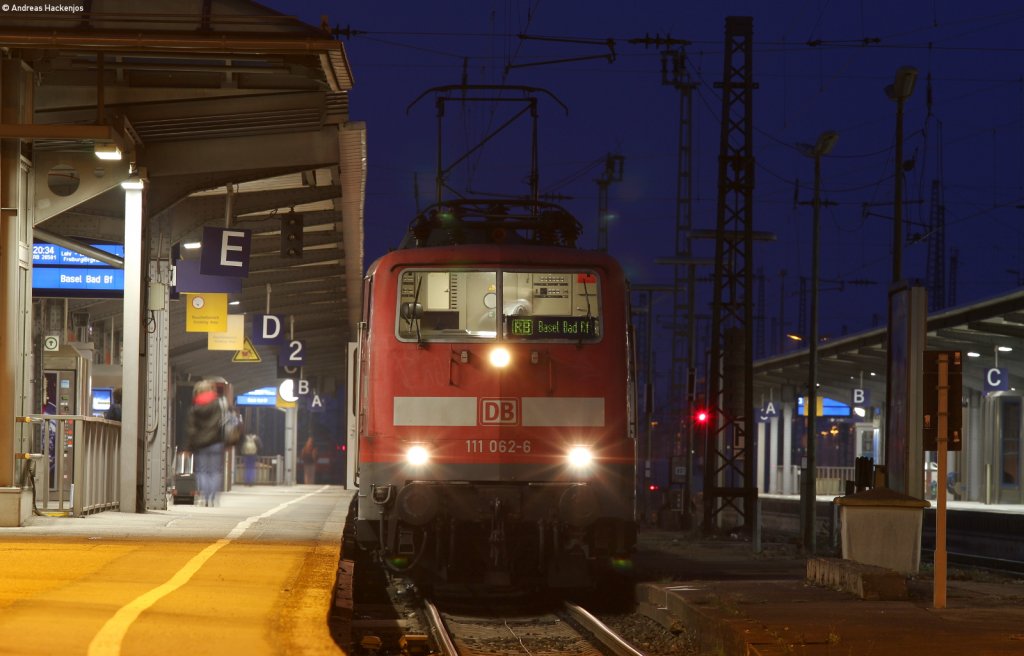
[506,316,597,339]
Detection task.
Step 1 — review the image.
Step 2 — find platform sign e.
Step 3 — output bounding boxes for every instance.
[200,226,251,277]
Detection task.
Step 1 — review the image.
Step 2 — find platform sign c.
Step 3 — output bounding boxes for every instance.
[985,367,1009,392]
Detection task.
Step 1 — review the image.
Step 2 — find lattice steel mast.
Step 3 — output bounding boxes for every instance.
[703,16,758,532]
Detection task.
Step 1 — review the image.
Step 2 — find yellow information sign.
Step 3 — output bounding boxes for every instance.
[232,336,261,363]
[185,293,227,332]
[208,315,244,350]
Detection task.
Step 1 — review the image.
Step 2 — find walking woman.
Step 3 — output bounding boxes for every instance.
[186,379,226,506]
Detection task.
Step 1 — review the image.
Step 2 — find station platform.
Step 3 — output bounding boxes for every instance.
[0,485,352,656]
[635,530,1024,656]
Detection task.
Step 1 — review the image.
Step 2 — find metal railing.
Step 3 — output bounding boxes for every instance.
[232,454,285,485]
[772,465,855,495]
[794,466,855,496]
[19,415,120,516]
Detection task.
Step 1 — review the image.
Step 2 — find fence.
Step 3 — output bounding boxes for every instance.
[772,465,855,495]
[232,454,285,486]
[19,415,120,517]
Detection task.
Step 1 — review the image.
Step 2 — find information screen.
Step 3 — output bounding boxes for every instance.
[32,242,125,298]
[506,316,597,340]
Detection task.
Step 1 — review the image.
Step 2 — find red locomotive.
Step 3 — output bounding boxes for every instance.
[351,199,637,590]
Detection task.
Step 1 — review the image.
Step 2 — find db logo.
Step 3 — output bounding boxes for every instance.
[480,398,519,425]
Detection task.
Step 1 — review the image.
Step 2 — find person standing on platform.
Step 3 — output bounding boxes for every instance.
[300,436,317,485]
[104,387,122,421]
[240,433,262,485]
[186,379,227,506]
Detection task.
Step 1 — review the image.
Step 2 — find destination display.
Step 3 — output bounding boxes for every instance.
[32,241,125,298]
[505,315,598,339]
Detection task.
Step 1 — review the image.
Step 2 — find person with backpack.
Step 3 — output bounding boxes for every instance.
[186,379,240,506]
[240,433,262,485]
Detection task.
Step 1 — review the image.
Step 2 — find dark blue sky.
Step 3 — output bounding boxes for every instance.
[262,1,1024,352]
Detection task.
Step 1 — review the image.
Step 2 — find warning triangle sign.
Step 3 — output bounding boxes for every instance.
[232,336,261,363]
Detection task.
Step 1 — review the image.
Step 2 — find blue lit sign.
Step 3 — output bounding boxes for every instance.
[236,387,277,406]
[32,242,124,298]
[797,396,851,417]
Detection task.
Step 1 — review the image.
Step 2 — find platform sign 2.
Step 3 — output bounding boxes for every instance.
[922,350,962,452]
[278,339,305,367]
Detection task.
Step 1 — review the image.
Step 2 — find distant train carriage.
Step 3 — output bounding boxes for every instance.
[351,200,637,590]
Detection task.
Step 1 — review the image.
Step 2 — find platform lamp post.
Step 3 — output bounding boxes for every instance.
[798,130,838,554]
[886,66,918,284]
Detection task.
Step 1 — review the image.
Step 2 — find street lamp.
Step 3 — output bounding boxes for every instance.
[797,129,838,554]
[886,65,918,283]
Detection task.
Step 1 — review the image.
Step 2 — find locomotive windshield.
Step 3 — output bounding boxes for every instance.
[396,269,602,342]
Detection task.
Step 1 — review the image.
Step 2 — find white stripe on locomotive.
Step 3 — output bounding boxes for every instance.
[393,396,605,427]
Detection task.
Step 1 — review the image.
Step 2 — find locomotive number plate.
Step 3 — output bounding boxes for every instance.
[465,439,532,454]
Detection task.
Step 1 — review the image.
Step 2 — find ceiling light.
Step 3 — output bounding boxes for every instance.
[967,351,980,358]
[182,242,201,250]
[94,143,122,160]
[120,176,145,190]
[998,346,1013,353]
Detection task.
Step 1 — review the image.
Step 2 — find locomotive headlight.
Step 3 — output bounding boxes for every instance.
[489,346,511,368]
[405,445,430,466]
[567,446,594,469]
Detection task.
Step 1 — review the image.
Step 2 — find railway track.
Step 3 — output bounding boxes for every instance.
[423,598,646,656]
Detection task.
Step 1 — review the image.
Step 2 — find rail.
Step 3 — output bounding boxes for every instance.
[19,414,120,516]
[563,602,646,656]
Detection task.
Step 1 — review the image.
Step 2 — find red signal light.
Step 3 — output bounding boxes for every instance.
[648,484,659,491]
[695,409,709,424]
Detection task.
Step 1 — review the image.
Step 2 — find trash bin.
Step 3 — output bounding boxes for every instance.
[833,487,930,574]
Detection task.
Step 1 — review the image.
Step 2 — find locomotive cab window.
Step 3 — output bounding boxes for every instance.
[397,270,499,341]
[396,269,601,342]
[501,271,601,341]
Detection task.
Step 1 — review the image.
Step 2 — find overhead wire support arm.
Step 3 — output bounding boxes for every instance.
[406,84,568,206]
[509,34,617,70]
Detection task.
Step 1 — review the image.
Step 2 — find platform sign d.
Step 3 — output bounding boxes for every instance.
[252,314,285,345]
